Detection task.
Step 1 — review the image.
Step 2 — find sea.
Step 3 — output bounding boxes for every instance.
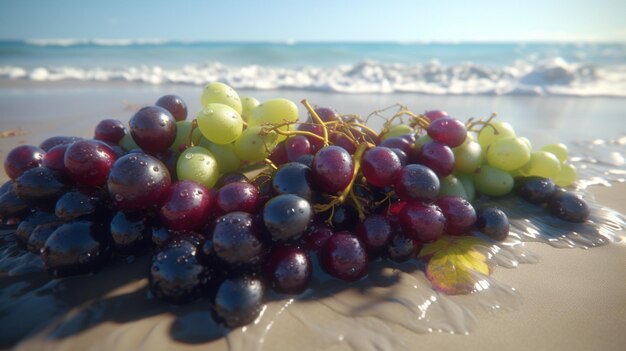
[0,40,625,96]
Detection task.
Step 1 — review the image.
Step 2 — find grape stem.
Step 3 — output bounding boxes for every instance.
[189,119,198,147]
[264,158,278,170]
[301,99,329,146]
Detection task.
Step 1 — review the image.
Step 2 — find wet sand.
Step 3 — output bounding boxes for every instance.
[0,81,625,350]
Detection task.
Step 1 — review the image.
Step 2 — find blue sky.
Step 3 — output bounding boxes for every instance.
[0,0,624,42]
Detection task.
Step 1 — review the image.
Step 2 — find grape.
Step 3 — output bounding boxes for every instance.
[521,151,561,179]
[271,162,314,200]
[107,153,172,211]
[453,140,483,174]
[39,136,81,152]
[263,194,312,241]
[414,134,432,150]
[424,110,449,121]
[155,94,188,121]
[487,137,531,171]
[153,149,179,181]
[547,191,589,222]
[200,82,242,114]
[457,174,476,202]
[476,208,509,241]
[311,146,354,194]
[477,121,516,149]
[42,221,111,278]
[311,106,339,122]
[15,167,67,208]
[540,143,569,163]
[118,133,140,151]
[304,222,334,251]
[160,180,213,231]
[414,141,455,178]
[240,96,260,122]
[198,138,241,174]
[554,163,577,187]
[382,124,414,141]
[94,119,127,144]
[16,211,61,248]
[319,204,358,231]
[129,106,177,153]
[355,214,393,257]
[268,141,288,167]
[215,172,249,188]
[438,175,468,199]
[514,176,556,204]
[329,132,357,154]
[55,190,102,221]
[296,154,314,168]
[427,117,467,148]
[249,98,299,127]
[518,137,532,151]
[111,211,151,254]
[64,140,117,186]
[390,148,408,166]
[399,202,446,242]
[319,231,368,282]
[177,146,220,188]
[297,123,325,153]
[380,137,412,155]
[197,103,244,145]
[265,245,312,294]
[42,144,70,177]
[361,147,402,188]
[4,145,45,180]
[169,120,193,152]
[394,164,440,202]
[386,232,420,262]
[213,275,264,328]
[27,223,60,254]
[434,196,476,235]
[215,181,260,214]
[212,212,265,267]
[472,165,514,197]
[0,182,30,219]
[234,126,278,162]
[285,135,312,162]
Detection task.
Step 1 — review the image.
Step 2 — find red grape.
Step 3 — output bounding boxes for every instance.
[355,214,393,257]
[94,119,127,144]
[319,231,368,282]
[160,180,213,231]
[129,106,177,153]
[414,140,455,178]
[399,202,446,242]
[4,145,45,180]
[424,110,449,121]
[435,196,477,235]
[265,245,312,294]
[427,117,467,148]
[64,140,117,186]
[215,181,259,214]
[311,146,354,194]
[155,94,188,121]
[285,135,312,162]
[394,164,440,202]
[361,146,402,187]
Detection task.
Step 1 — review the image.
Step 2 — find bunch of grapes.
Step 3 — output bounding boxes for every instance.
[0,82,590,329]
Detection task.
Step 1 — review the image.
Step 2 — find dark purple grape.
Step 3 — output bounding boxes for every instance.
[265,245,312,294]
[380,137,412,155]
[4,145,45,180]
[390,148,408,166]
[311,146,354,194]
[295,154,314,168]
[312,106,339,122]
[303,222,334,251]
[15,167,67,208]
[476,207,509,241]
[94,119,127,144]
[386,232,420,262]
[0,182,30,219]
[213,275,265,328]
[297,123,325,153]
[155,94,188,121]
[149,237,211,304]
[361,147,402,188]
[547,191,589,222]
[42,144,70,177]
[399,202,446,243]
[110,211,151,254]
[15,211,61,248]
[319,231,368,282]
[318,204,358,231]
[64,140,117,186]
[268,141,288,167]
[215,172,249,188]
[414,141,455,178]
[27,222,61,254]
[424,110,449,121]
[160,180,212,231]
[55,190,102,221]
[271,162,314,201]
[263,194,312,241]
[41,221,111,277]
[394,164,440,203]
[129,106,177,153]
[427,117,467,148]
[153,149,179,181]
[39,136,82,152]
[514,176,556,204]
[329,132,357,154]
[215,181,259,215]
[399,133,417,145]
[285,136,312,162]
[150,221,175,248]
[212,212,265,267]
[435,196,477,235]
[355,214,393,257]
[107,153,171,211]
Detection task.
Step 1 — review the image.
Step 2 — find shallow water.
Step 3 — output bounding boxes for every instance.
[1,136,625,350]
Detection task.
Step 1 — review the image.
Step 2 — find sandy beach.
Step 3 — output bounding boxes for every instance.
[0,81,625,351]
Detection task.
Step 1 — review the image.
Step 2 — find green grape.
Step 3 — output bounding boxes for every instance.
[518,137,532,151]
[521,151,561,179]
[200,82,242,114]
[191,127,203,145]
[197,103,244,145]
[234,126,278,162]
[458,132,476,147]
[241,96,260,122]
[457,174,476,202]
[438,175,468,199]
[486,137,531,171]
[473,165,514,197]
[198,138,241,174]
[118,133,139,151]
[554,163,577,187]
[477,121,516,150]
[169,120,193,152]
[177,146,220,188]
[540,143,569,163]
[414,134,432,150]
[453,140,483,173]
[381,124,414,140]
[248,98,299,127]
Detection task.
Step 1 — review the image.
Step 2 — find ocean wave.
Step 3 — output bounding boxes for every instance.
[1,58,625,96]
[23,38,170,47]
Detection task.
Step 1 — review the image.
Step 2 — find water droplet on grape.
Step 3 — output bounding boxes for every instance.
[114,194,124,202]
